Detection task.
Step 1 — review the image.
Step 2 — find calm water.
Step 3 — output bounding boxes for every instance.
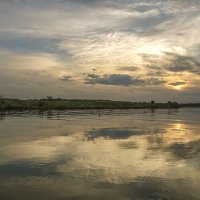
[0,108,200,200]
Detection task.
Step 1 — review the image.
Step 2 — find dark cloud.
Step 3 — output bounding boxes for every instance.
[0,0,105,4]
[147,78,166,85]
[85,74,145,86]
[165,53,200,73]
[166,0,200,4]
[142,53,200,74]
[60,75,73,82]
[167,66,194,72]
[169,82,186,86]
[84,73,166,87]
[147,71,168,77]
[87,73,100,79]
[85,73,166,87]
[0,36,61,54]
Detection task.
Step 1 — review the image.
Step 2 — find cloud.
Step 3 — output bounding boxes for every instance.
[60,75,73,82]
[165,53,200,73]
[117,66,138,72]
[87,73,101,79]
[84,73,166,87]
[147,71,168,77]
[142,53,200,74]
[85,74,145,86]
[167,66,194,72]
[169,82,186,86]
[148,78,166,85]
[0,0,200,101]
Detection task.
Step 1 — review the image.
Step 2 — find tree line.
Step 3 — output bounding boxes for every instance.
[0,96,182,110]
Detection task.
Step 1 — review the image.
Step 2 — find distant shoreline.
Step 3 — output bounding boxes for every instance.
[1,98,200,111]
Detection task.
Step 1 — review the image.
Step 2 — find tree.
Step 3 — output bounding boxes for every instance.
[0,95,5,104]
[38,99,45,108]
[47,96,53,100]
[151,100,155,104]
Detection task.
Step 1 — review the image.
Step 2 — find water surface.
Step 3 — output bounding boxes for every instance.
[0,108,200,200]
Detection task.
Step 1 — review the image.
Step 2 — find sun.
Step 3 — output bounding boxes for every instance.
[166,80,187,91]
[167,83,186,91]
[173,85,184,91]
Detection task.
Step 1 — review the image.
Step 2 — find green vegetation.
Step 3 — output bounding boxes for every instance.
[0,97,182,110]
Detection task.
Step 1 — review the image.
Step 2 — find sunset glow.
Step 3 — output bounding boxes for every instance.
[0,0,200,102]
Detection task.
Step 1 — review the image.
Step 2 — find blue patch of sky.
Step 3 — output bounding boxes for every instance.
[0,33,72,60]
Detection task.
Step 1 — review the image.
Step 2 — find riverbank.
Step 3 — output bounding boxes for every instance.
[0,98,184,110]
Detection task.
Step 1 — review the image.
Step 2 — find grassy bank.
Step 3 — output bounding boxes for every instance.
[0,98,181,110]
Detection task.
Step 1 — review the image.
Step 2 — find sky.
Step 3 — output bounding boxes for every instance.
[0,0,200,102]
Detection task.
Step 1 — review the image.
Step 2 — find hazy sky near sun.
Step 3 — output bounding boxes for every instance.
[0,0,200,102]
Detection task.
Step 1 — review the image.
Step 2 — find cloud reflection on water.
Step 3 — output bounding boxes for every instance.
[0,109,200,199]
